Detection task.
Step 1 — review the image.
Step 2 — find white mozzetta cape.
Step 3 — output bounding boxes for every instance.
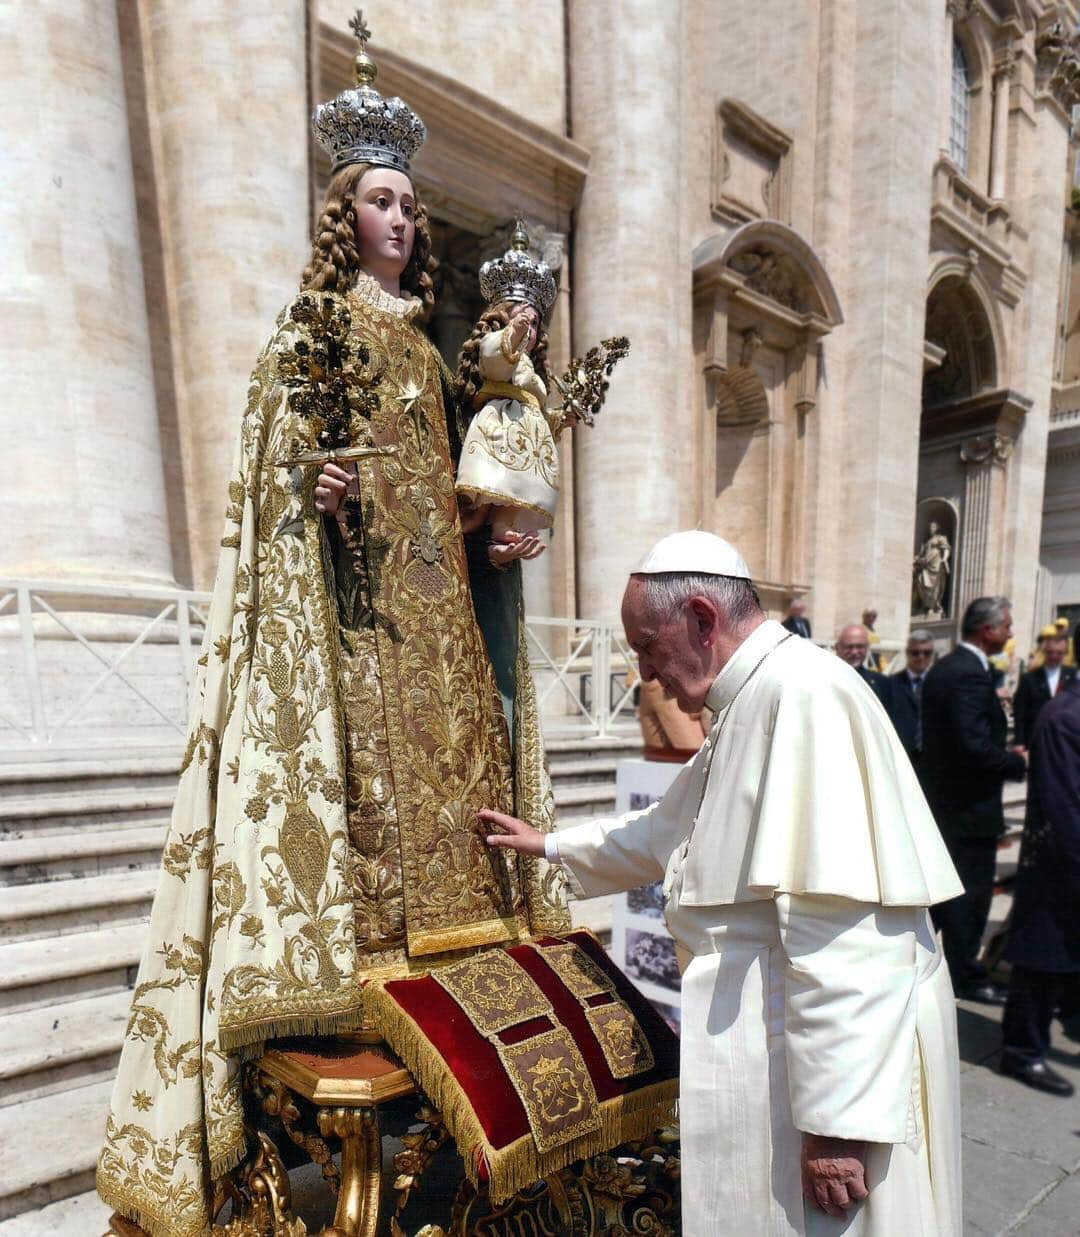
[556,620,964,1235]
[562,620,963,910]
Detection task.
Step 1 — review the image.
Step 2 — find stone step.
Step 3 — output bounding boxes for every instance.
[0,751,180,800]
[545,734,641,757]
[0,1079,113,1220]
[547,756,620,786]
[553,782,616,812]
[0,870,158,943]
[0,786,175,836]
[0,824,168,884]
[0,922,145,1015]
[0,990,130,1107]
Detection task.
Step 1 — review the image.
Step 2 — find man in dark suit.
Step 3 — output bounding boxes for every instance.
[782,599,812,639]
[835,623,890,705]
[884,628,935,771]
[1000,674,1080,1095]
[1013,631,1075,750]
[921,597,1027,1003]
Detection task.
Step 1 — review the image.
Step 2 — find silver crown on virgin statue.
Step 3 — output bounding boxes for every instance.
[312,11,426,174]
[479,221,558,318]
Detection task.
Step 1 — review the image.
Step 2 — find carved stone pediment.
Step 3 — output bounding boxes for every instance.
[728,247,813,314]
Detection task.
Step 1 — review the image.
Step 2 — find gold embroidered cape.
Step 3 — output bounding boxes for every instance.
[97,285,569,1236]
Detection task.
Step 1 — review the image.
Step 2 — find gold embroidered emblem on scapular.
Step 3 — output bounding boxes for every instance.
[584,999,655,1080]
[534,942,613,1000]
[433,950,552,1036]
[500,1028,601,1154]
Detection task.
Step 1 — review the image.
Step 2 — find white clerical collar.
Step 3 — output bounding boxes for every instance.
[705,619,790,713]
[959,641,990,671]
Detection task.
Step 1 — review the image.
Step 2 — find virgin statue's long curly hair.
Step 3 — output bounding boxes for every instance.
[300,163,436,318]
[453,304,550,412]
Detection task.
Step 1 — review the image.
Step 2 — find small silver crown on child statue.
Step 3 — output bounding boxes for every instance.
[311,10,427,173]
[479,220,558,318]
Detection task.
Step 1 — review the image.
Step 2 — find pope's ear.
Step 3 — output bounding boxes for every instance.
[688,595,720,647]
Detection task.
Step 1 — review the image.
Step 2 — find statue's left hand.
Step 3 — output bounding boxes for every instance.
[487,530,546,567]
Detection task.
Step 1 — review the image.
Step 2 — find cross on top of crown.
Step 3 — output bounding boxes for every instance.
[349,10,371,49]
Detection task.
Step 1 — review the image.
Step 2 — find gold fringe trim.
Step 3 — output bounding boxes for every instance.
[218,993,367,1052]
[208,1129,252,1187]
[97,1169,208,1237]
[455,484,555,525]
[363,983,678,1204]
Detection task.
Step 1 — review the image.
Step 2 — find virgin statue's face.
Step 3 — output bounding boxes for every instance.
[353,167,416,281]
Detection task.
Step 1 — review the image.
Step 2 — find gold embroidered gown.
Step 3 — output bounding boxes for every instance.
[97,273,568,1236]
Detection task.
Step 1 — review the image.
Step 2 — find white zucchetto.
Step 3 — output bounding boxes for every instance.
[634,530,752,580]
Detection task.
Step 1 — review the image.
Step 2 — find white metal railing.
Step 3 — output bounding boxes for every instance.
[0,578,917,753]
[523,617,639,738]
[0,580,211,750]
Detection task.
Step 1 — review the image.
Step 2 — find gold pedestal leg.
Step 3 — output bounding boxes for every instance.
[317,1107,381,1237]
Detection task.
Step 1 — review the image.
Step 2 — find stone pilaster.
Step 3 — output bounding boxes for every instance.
[0,0,173,584]
[140,2,310,586]
[957,432,1014,614]
[569,0,691,622]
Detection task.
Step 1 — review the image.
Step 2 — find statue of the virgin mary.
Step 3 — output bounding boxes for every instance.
[96,17,568,1234]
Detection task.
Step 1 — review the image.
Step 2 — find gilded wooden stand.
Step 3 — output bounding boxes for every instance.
[106,1035,679,1237]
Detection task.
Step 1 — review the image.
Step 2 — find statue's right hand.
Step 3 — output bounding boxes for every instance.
[315,461,356,516]
[479,809,546,857]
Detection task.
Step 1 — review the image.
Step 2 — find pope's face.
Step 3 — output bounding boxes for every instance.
[352,168,416,282]
[622,578,718,714]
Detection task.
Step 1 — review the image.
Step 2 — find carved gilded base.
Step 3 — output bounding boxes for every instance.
[107,1062,680,1237]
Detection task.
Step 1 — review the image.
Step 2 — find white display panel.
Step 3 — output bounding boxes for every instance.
[609,758,685,1031]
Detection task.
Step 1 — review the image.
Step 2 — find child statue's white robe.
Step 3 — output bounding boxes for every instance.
[554,620,965,1236]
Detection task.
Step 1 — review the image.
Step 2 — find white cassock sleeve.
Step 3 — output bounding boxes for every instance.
[776,893,920,1145]
[553,755,701,899]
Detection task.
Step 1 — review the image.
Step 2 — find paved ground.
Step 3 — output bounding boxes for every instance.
[5,894,1078,1236]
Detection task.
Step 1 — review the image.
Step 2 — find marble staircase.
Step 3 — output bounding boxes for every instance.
[0,733,637,1221]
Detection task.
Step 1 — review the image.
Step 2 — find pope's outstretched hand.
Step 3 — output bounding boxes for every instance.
[479,809,546,857]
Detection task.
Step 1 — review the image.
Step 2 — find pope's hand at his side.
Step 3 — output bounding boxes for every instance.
[800,1134,869,1218]
[479,809,546,857]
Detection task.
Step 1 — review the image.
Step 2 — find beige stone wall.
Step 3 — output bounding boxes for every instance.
[317,0,567,136]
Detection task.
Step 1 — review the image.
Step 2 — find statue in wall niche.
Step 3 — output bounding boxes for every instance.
[913,521,952,618]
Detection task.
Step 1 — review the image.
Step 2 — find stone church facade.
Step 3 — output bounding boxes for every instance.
[4,0,1080,684]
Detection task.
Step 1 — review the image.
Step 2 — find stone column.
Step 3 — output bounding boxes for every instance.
[837,0,939,637]
[988,58,1012,200]
[140,2,310,586]
[569,0,690,623]
[957,433,1013,614]
[0,0,173,584]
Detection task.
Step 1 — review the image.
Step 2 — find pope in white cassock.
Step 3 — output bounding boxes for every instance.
[482,531,965,1236]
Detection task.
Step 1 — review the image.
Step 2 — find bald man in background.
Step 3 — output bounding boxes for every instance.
[835,624,890,706]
